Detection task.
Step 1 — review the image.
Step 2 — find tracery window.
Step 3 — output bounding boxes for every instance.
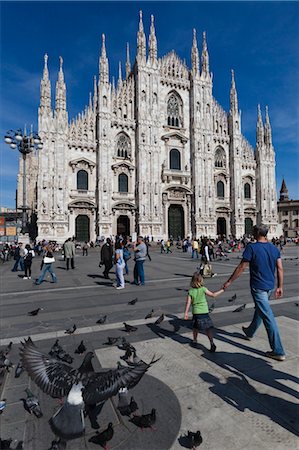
[77,170,88,190]
[215,147,226,168]
[217,181,225,198]
[170,149,181,170]
[118,173,128,193]
[167,94,181,127]
[116,133,131,159]
[244,183,251,199]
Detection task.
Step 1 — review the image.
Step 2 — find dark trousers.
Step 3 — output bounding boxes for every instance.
[24,260,32,277]
[83,248,88,256]
[103,261,113,278]
[66,257,75,270]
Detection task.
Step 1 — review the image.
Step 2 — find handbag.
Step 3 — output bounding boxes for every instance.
[44,256,55,264]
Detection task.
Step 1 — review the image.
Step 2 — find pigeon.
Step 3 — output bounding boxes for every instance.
[233,304,246,313]
[128,298,138,305]
[0,438,12,449]
[187,430,203,449]
[105,336,125,346]
[88,422,114,448]
[129,408,156,430]
[208,303,215,313]
[120,347,133,362]
[123,323,138,333]
[155,314,164,325]
[75,341,86,355]
[117,340,136,352]
[64,324,77,334]
[28,308,43,316]
[48,439,67,450]
[20,338,160,441]
[295,303,299,307]
[96,315,107,324]
[117,394,138,416]
[145,309,154,319]
[21,388,43,418]
[15,361,24,378]
[228,294,237,303]
[15,442,24,450]
[0,355,13,372]
[49,339,64,356]
[2,341,13,355]
[49,340,73,364]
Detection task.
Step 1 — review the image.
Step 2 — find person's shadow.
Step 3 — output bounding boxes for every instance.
[199,368,299,436]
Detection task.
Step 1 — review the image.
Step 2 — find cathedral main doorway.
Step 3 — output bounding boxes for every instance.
[75,215,90,242]
[245,217,253,235]
[117,215,130,237]
[168,205,184,239]
[217,217,227,237]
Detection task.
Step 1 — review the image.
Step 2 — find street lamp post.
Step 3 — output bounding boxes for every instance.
[4,127,43,234]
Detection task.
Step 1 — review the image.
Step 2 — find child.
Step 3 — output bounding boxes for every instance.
[184,272,224,352]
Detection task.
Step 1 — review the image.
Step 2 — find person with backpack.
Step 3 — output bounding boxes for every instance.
[23,244,35,279]
[35,246,57,285]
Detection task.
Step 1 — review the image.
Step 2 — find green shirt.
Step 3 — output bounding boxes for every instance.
[188,287,208,314]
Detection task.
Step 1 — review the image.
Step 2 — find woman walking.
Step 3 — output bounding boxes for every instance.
[23,244,35,280]
[115,241,125,289]
[35,247,57,285]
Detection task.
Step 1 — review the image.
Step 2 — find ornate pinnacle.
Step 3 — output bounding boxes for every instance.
[126,42,131,78]
[191,28,199,75]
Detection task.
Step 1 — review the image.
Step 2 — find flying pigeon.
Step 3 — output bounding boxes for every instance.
[88,422,114,448]
[75,341,86,355]
[228,294,237,303]
[128,298,138,305]
[96,315,107,324]
[187,430,203,449]
[123,323,138,333]
[155,314,164,325]
[15,361,24,378]
[129,408,156,430]
[64,324,77,334]
[21,388,43,418]
[20,338,160,441]
[0,438,12,449]
[233,304,246,313]
[208,303,215,313]
[145,309,154,319]
[28,308,43,316]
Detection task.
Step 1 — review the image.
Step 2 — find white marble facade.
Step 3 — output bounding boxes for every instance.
[18,12,279,243]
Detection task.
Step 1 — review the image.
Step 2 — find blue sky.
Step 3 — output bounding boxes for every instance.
[1,1,299,208]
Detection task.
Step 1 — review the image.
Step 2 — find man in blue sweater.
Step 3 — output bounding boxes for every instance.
[223,224,285,361]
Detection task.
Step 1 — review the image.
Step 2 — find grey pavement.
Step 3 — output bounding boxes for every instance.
[0,244,298,449]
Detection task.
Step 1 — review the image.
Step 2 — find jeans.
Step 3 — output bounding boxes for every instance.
[192,249,199,258]
[36,263,57,284]
[133,260,145,285]
[12,257,24,271]
[116,263,125,287]
[246,288,285,355]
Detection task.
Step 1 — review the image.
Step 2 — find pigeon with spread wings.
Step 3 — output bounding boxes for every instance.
[20,337,160,441]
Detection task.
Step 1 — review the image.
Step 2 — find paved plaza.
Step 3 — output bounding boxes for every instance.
[0,244,299,449]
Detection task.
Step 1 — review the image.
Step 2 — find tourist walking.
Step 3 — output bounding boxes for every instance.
[100,238,113,279]
[192,239,199,259]
[114,241,125,289]
[223,224,285,361]
[184,272,224,352]
[82,241,88,256]
[23,244,35,280]
[166,239,172,254]
[160,239,166,253]
[132,236,147,286]
[35,248,57,285]
[11,243,25,272]
[64,238,75,270]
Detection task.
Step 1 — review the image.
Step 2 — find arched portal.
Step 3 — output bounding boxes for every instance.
[117,215,130,237]
[217,217,227,237]
[245,217,253,235]
[168,205,184,239]
[75,215,90,242]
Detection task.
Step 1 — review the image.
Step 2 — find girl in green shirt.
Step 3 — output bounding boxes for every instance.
[184,272,224,352]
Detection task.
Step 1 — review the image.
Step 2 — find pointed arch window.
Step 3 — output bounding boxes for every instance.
[217,181,225,198]
[244,183,251,199]
[170,149,181,170]
[77,170,88,190]
[167,93,182,127]
[215,147,226,168]
[116,133,131,159]
[118,173,128,193]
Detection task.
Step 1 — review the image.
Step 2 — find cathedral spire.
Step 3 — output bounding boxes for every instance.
[55,56,67,112]
[264,105,272,147]
[93,75,97,111]
[201,31,210,78]
[118,61,122,88]
[126,42,131,78]
[230,69,238,115]
[191,28,199,76]
[99,34,109,84]
[256,104,264,146]
[137,10,146,64]
[148,14,157,64]
[40,53,51,112]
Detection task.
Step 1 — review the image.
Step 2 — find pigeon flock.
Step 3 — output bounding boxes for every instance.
[0,287,250,448]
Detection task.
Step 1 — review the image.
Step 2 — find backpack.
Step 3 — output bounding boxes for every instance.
[25,251,33,261]
[123,248,131,262]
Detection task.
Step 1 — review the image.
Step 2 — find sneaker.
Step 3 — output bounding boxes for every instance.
[209,343,217,353]
[211,273,217,277]
[265,351,285,361]
[242,326,252,340]
[116,286,124,290]
[23,277,28,280]
[28,277,31,279]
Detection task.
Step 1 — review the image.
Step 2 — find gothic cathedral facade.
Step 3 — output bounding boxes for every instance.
[18,12,279,242]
